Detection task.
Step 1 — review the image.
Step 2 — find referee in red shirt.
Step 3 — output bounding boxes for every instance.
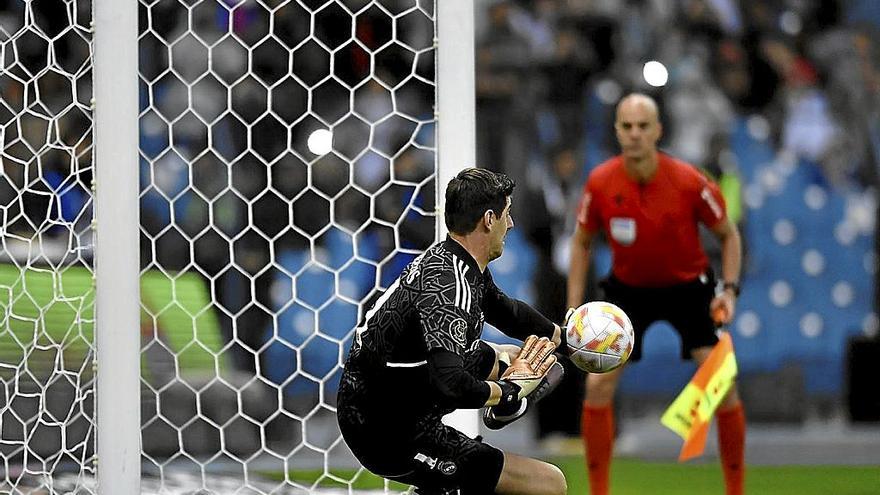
[567,94,745,495]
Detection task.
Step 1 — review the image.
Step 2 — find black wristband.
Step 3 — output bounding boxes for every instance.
[722,282,741,296]
[497,359,510,377]
[497,380,521,408]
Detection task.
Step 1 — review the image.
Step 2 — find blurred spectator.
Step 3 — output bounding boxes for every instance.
[539,20,597,147]
[810,25,880,187]
[713,36,780,111]
[476,0,539,214]
[520,144,588,447]
[759,36,845,184]
[666,50,734,166]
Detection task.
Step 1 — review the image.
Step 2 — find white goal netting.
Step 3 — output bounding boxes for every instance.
[2,0,439,493]
[0,1,96,493]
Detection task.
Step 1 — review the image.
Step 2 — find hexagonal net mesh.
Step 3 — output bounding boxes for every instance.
[3,0,438,492]
[138,0,436,493]
[0,0,97,493]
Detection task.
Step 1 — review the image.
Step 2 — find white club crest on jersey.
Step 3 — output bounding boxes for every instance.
[450,318,467,347]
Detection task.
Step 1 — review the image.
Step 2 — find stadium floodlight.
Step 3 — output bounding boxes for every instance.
[307,129,333,156]
[643,60,669,87]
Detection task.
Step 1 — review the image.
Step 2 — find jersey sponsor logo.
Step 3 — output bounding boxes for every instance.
[450,318,468,348]
[610,217,636,246]
[700,186,723,219]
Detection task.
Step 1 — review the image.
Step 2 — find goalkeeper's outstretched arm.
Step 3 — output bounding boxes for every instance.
[427,336,558,410]
[481,270,564,347]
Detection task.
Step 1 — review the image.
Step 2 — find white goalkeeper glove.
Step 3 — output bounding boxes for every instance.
[484,358,565,430]
[498,335,558,400]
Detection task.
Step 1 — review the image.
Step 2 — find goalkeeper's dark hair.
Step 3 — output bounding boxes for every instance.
[445,167,515,235]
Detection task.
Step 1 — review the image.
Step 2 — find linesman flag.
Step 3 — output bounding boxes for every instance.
[661,332,737,461]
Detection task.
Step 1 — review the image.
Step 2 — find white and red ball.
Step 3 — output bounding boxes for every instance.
[565,301,635,373]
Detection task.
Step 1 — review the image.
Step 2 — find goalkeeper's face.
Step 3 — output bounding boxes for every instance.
[488,197,514,261]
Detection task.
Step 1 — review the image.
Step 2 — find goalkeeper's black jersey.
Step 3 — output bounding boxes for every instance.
[347,237,554,369]
[338,236,555,440]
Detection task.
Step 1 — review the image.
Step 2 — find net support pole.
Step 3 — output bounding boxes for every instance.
[436,0,479,438]
[93,0,141,493]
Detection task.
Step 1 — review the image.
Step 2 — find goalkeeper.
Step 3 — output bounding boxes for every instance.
[338,168,567,495]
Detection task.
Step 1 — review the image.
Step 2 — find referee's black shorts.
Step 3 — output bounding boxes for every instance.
[599,273,718,361]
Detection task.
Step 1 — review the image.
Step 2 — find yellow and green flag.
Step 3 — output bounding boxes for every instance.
[661,332,737,461]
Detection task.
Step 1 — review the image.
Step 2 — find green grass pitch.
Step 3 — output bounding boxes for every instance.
[289,457,880,494]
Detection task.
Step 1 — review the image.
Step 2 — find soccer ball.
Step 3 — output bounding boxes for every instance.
[565,301,635,373]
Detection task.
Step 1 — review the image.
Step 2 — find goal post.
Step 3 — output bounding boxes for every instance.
[93,0,140,492]
[436,0,478,438]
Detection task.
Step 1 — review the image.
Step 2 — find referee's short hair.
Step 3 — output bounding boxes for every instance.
[445,167,515,235]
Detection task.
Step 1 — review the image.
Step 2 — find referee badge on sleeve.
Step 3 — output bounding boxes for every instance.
[610,217,637,246]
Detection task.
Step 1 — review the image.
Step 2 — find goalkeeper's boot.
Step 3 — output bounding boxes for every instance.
[482,360,564,430]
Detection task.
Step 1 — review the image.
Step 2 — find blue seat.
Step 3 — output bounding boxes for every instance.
[262,249,340,396]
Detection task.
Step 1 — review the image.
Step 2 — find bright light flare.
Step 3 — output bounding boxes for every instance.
[307,129,333,155]
[642,61,669,87]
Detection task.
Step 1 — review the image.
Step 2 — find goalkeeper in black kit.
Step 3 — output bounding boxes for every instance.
[337,168,567,495]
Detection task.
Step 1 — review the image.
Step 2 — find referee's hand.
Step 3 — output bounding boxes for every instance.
[711,292,736,326]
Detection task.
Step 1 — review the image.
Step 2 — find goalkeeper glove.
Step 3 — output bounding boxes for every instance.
[484,359,564,430]
[498,335,558,400]
[485,335,557,429]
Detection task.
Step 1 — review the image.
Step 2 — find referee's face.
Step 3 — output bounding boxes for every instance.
[488,197,513,261]
[615,97,661,161]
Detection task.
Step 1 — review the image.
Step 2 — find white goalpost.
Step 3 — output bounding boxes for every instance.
[436,0,478,439]
[93,0,140,492]
[1,0,476,493]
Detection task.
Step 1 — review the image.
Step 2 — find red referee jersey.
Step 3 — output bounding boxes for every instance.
[576,152,727,287]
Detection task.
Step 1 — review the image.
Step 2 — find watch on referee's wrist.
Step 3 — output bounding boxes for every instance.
[722,281,741,297]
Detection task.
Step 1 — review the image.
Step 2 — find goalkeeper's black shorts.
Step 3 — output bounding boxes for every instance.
[338,341,504,493]
[345,418,505,494]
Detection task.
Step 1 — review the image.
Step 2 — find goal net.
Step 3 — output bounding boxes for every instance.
[138,0,437,491]
[1,0,461,493]
[0,0,96,493]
